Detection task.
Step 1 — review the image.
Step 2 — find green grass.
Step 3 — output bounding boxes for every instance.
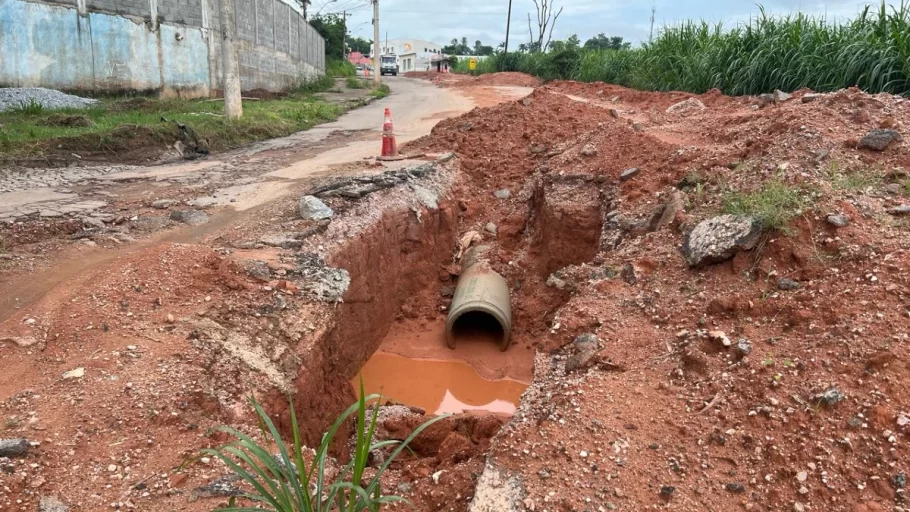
[0,79,344,160]
[203,384,447,512]
[327,59,356,77]
[828,161,883,190]
[722,179,811,231]
[468,1,910,96]
[345,76,366,89]
[368,84,391,99]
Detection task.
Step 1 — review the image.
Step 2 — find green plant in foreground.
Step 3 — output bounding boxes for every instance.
[345,76,366,89]
[10,100,45,115]
[203,384,447,512]
[368,84,391,99]
[722,179,810,232]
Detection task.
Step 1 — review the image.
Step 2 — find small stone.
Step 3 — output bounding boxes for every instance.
[620,168,640,181]
[298,196,333,221]
[777,278,801,291]
[826,214,850,228]
[893,472,907,489]
[151,199,175,209]
[793,502,806,512]
[725,482,745,494]
[580,144,598,157]
[431,470,445,485]
[818,387,845,406]
[108,464,118,472]
[799,486,809,495]
[165,314,175,324]
[858,129,902,151]
[888,205,910,216]
[40,496,69,512]
[0,438,30,457]
[168,209,209,226]
[61,367,85,379]
[493,189,511,200]
[200,457,211,464]
[659,485,676,498]
[796,471,808,482]
[521,98,533,106]
[733,339,752,358]
[801,93,822,103]
[619,263,637,285]
[609,108,620,118]
[192,475,243,498]
[773,89,792,102]
[579,450,588,458]
[538,469,550,479]
[484,222,498,235]
[708,330,732,348]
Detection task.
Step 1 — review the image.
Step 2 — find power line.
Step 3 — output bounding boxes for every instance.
[380,9,507,15]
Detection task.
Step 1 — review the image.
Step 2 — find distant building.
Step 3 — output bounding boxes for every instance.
[347,51,372,67]
[379,39,443,71]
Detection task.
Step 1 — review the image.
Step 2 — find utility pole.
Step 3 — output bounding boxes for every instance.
[219,0,242,119]
[341,9,352,60]
[502,0,512,71]
[372,0,380,86]
[649,4,656,42]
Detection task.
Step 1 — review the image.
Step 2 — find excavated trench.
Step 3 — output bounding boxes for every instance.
[275,163,614,472]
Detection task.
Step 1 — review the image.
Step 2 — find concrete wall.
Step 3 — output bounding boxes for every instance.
[0,0,325,97]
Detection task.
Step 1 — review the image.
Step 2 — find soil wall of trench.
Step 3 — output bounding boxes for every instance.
[272,196,459,446]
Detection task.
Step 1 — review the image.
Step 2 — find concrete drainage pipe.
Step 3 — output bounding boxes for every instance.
[445,255,512,352]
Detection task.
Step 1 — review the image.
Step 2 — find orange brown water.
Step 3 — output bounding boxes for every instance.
[356,352,527,414]
[353,318,532,415]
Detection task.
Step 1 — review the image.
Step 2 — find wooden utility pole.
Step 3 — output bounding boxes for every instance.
[503,0,512,59]
[219,0,242,119]
[372,0,380,86]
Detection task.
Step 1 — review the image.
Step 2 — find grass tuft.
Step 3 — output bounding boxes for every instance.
[204,381,447,512]
[345,76,366,89]
[722,179,810,231]
[368,84,391,99]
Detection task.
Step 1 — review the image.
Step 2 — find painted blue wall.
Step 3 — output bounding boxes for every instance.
[0,0,208,95]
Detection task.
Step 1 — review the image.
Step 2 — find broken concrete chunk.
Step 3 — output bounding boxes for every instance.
[682,215,761,267]
[151,199,175,209]
[61,367,85,379]
[411,185,439,210]
[494,189,511,200]
[773,89,792,102]
[484,222,498,235]
[259,235,304,249]
[858,129,902,151]
[298,195,333,221]
[826,214,850,228]
[565,333,601,372]
[168,209,209,226]
[708,330,732,348]
[40,496,69,512]
[888,205,910,216]
[192,475,243,499]
[733,339,752,359]
[0,438,29,457]
[580,144,598,157]
[620,168,640,181]
[666,98,705,115]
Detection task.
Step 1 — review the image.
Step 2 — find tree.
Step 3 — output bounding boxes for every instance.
[583,33,631,51]
[310,14,346,59]
[347,36,372,55]
[527,0,563,52]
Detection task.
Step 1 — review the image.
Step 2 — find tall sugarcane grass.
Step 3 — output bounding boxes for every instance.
[203,384,446,512]
[474,1,910,96]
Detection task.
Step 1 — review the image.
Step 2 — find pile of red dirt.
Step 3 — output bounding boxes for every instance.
[406,79,910,511]
[448,72,543,88]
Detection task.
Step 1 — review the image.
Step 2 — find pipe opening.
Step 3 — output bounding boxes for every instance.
[450,310,506,348]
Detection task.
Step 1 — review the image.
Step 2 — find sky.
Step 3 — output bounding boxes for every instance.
[314,0,890,50]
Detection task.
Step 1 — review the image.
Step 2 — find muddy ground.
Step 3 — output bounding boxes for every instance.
[2,73,910,512]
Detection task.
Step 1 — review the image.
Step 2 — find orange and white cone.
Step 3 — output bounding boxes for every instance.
[379,108,406,161]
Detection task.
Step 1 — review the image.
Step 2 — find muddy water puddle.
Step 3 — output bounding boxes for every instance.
[355,319,533,415]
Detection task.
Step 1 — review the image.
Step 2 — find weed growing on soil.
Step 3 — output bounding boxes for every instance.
[722,180,810,232]
[204,386,447,512]
[327,60,356,77]
[828,161,883,191]
[369,84,391,99]
[8,100,45,115]
[345,77,367,89]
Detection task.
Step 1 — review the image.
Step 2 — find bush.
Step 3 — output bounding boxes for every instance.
[326,59,356,78]
[296,75,336,94]
[345,76,366,89]
[203,386,447,512]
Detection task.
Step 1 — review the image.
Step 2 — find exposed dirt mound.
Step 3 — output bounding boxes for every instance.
[448,72,543,88]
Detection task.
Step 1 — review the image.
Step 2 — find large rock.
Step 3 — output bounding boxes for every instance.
[0,438,29,457]
[298,195,333,221]
[858,129,901,151]
[682,215,761,267]
[666,98,705,115]
[168,209,209,226]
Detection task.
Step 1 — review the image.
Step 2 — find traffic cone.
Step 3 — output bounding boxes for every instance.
[378,108,406,161]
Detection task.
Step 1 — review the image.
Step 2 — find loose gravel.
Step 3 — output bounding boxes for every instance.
[0,87,98,113]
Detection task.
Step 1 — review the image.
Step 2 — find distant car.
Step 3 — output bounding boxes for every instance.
[380,56,398,76]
